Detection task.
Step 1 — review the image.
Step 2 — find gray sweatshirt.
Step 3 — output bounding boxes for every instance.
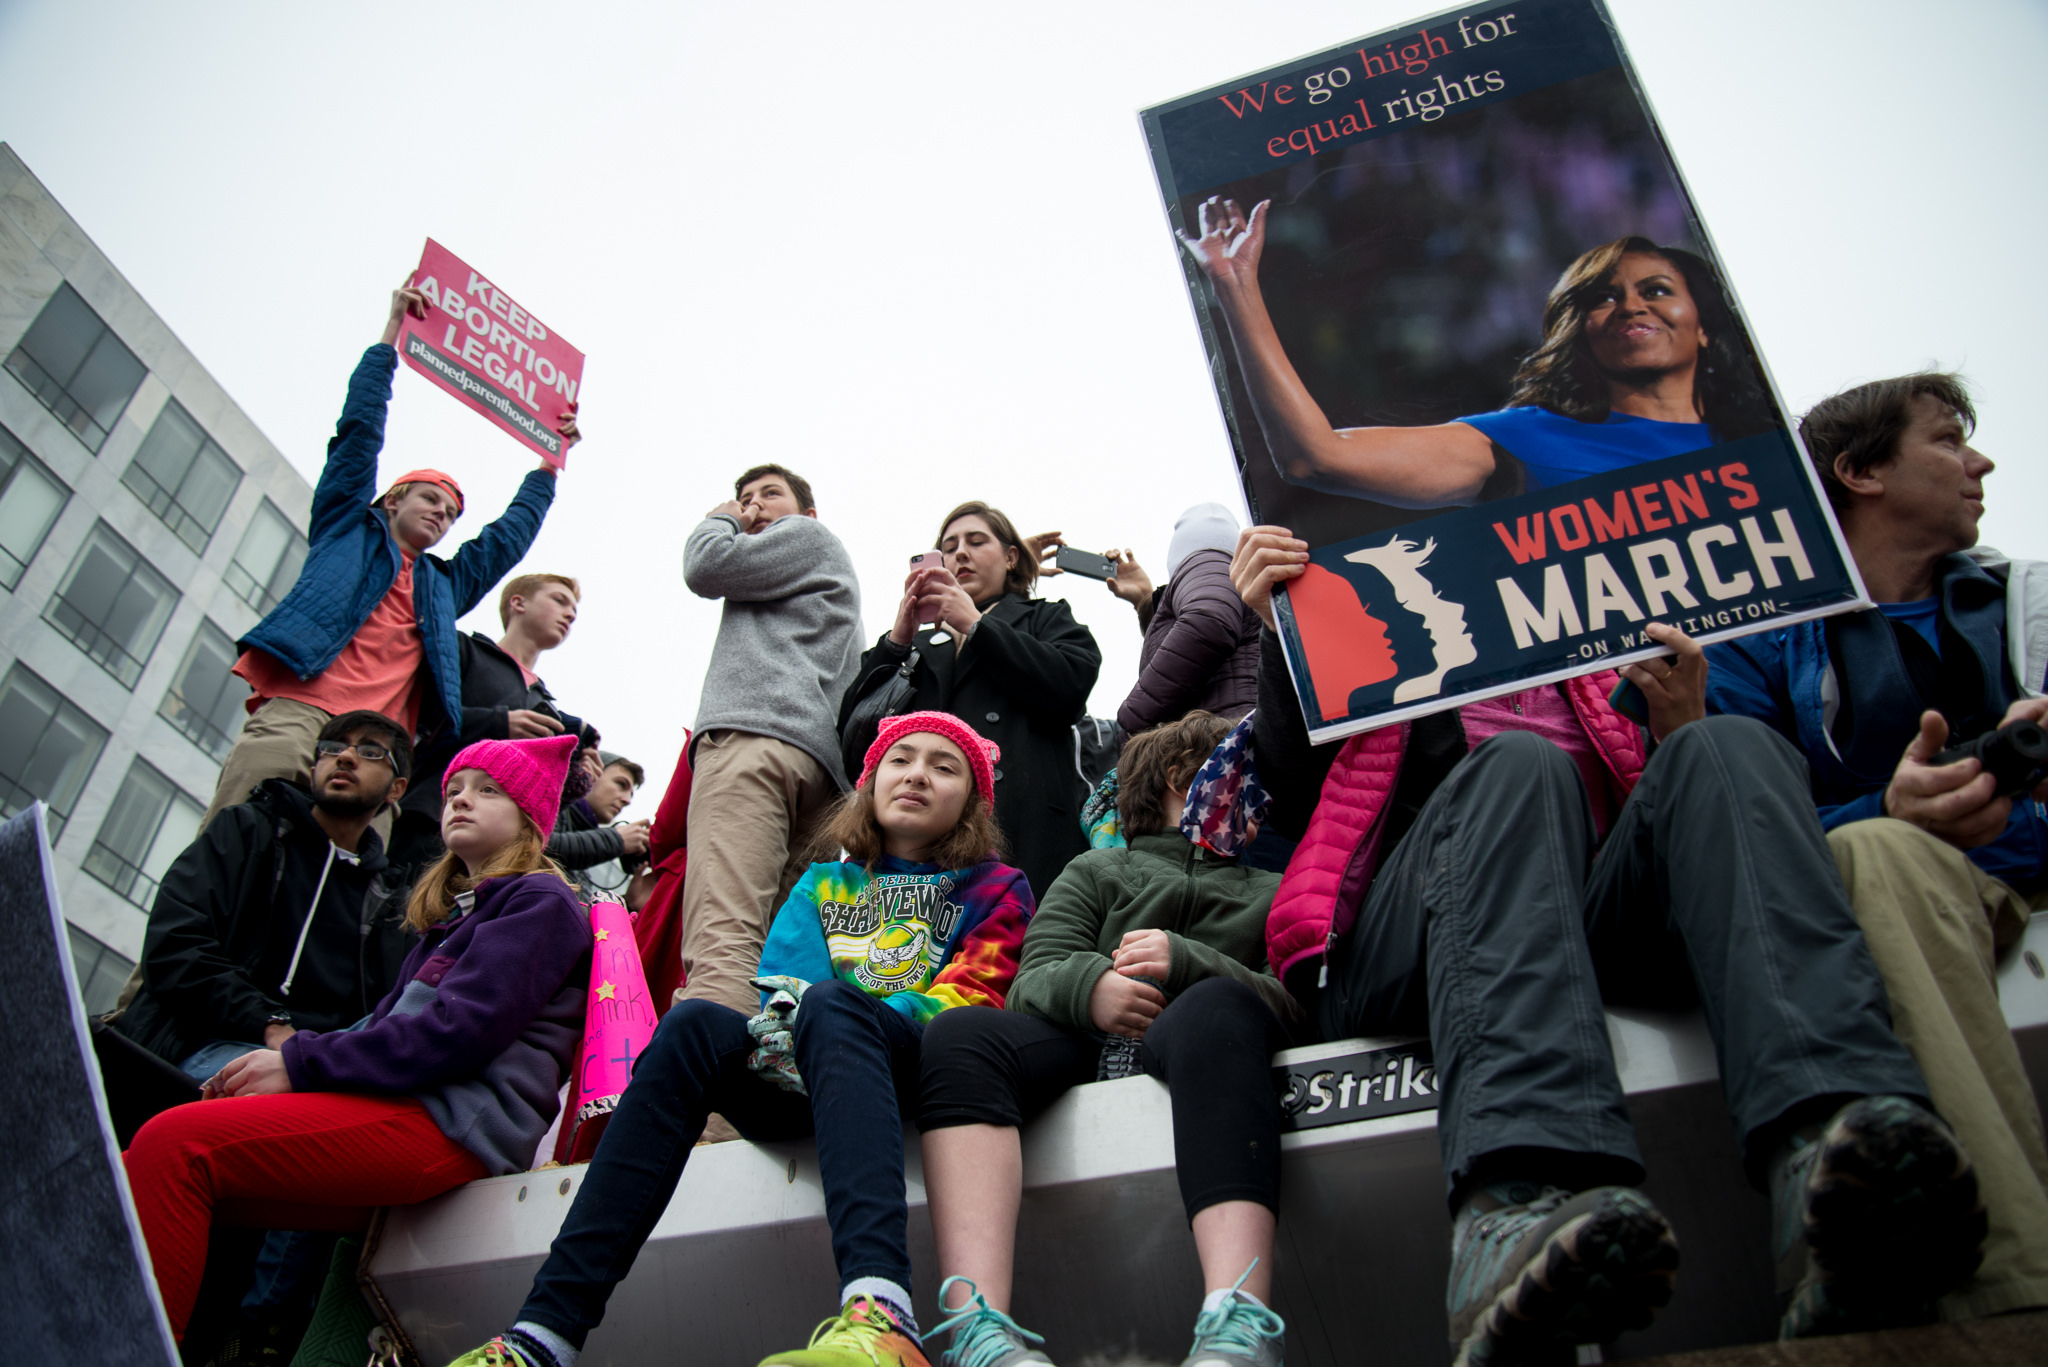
[684,511,863,787]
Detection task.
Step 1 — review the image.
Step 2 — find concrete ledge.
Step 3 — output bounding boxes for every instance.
[374,919,2048,1366]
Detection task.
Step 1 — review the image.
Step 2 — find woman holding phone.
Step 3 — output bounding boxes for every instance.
[840,501,1101,900]
[1179,197,1777,509]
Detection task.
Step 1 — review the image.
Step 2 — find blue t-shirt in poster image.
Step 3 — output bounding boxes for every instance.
[1456,406,1717,493]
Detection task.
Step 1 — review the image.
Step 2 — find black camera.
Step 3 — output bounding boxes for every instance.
[1934,719,2048,799]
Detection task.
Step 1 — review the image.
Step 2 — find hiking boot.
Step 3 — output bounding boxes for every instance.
[1181,1267,1286,1367]
[931,1277,1055,1367]
[1447,1183,1678,1367]
[1773,1095,1986,1339]
[760,1295,932,1367]
[441,1339,538,1367]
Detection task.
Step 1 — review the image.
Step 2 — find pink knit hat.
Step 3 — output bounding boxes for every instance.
[859,711,1001,812]
[443,732,580,838]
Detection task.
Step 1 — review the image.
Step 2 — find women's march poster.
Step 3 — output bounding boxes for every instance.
[1141,0,1866,743]
[394,238,585,469]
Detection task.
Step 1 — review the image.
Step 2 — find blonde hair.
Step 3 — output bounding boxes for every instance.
[498,572,582,629]
[810,772,1006,872]
[404,819,573,933]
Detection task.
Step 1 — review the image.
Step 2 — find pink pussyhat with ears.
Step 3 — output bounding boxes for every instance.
[858,711,1001,812]
[443,732,580,838]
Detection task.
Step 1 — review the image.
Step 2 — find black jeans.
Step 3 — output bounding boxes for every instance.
[1318,717,1928,1205]
[518,979,924,1348]
[919,978,1290,1219]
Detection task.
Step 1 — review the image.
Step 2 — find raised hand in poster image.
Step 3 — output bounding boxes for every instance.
[384,281,582,463]
[1180,203,1773,511]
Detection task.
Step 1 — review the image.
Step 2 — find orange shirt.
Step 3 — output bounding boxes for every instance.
[236,553,427,734]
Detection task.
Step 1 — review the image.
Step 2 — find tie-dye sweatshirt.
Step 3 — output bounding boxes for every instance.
[756,856,1034,1023]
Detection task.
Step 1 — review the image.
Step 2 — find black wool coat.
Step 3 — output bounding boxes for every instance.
[841,593,1101,902]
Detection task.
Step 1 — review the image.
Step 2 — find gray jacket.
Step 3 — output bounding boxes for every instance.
[684,511,864,787]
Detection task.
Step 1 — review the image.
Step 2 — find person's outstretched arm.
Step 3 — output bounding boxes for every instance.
[305,286,421,545]
[1180,196,1497,508]
[445,467,559,613]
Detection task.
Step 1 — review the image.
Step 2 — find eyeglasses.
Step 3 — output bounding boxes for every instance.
[315,739,395,764]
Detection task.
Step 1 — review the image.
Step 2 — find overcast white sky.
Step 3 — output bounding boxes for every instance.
[2,0,2041,819]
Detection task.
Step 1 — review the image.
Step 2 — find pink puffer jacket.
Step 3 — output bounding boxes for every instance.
[1265,671,1647,983]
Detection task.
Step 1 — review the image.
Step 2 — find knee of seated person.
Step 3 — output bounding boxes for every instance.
[1659,712,1781,760]
[918,1002,999,1056]
[1466,726,1576,777]
[793,977,867,1026]
[1169,974,1262,1017]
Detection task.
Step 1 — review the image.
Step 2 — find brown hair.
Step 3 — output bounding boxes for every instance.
[498,572,582,629]
[810,764,1007,872]
[403,818,572,933]
[1503,237,1775,441]
[1800,372,1976,513]
[735,463,816,513]
[602,756,646,789]
[935,500,1035,597]
[1117,711,1233,838]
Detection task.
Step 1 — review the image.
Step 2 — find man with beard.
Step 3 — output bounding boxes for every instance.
[115,710,417,1078]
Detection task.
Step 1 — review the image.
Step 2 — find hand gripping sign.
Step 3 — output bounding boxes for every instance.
[395,239,585,469]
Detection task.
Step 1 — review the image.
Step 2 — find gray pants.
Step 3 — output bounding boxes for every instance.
[1319,716,1928,1205]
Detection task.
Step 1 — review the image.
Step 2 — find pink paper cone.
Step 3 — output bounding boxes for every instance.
[554,900,658,1165]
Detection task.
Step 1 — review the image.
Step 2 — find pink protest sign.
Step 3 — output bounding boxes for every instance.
[555,901,657,1165]
[395,238,584,469]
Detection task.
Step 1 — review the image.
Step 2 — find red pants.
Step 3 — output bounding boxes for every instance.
[123,1092,489,1340]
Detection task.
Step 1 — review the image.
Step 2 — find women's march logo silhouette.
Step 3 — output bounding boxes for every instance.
[1288,537,1477,721]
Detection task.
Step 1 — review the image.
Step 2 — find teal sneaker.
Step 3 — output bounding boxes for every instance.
[1181,1265,1286,1367]
[930,1277,1054,1367]
[1773,1095,1986,1339]
[1446,1183,1678,1367]
[441,1339,537,1367]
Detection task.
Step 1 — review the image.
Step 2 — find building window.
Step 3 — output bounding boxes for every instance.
[43,521,179,688]
[83,759,201,914]
[223,499,307,615]
[122,400,240,552]
[0,663,109,841]
[0,423,70,590]
[159,618,247,761]
[3,283,146,453]
[67,922,136,1017]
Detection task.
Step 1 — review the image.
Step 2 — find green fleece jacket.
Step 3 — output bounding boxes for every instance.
[1007,830,1296,1030]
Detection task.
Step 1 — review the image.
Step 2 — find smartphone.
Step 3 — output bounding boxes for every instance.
[1055,546,1118,581]
[1608,677,1650,726]
[908,550,947,623]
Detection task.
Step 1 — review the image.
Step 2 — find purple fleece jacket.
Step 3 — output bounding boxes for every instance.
[281,871,591,1174]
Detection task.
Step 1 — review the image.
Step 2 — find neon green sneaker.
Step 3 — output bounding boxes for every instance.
[930,1276,1055,1367]
[441,1339,537,1367]
[758,1295,933,1367]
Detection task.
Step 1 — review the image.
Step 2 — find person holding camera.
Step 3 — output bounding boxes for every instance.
[842,501,1101,901]
[1708,372,2048,1323]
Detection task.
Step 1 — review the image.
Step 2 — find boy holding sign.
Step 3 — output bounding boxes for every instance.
[201,283,581,831]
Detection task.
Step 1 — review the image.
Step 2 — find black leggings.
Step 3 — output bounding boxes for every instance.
[918,976,1290,1220]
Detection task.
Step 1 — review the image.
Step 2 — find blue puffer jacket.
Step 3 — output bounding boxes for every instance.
[238,344,556,732]
[1705,552,2048,892]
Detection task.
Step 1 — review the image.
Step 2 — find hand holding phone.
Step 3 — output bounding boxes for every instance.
[908,550,948,623]
[1054,546,1118,582]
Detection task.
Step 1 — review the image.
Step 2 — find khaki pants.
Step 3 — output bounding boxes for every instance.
[200,697,393,846]
[1829,818,2048,1318]
[675,730,835,1017]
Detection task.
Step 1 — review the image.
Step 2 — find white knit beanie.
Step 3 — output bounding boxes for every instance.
[1167,503,1242,577]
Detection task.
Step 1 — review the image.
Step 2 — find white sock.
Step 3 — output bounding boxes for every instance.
[507,1321,578,1367]
[842,1277,919,1337]
[1202,1286,1266,1314]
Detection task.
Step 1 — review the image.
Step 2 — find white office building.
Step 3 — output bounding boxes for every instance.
[0,144,312,1012]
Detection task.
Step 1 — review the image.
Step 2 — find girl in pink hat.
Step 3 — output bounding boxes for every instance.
[124,733,594,1347]
[448,712,1035,1367]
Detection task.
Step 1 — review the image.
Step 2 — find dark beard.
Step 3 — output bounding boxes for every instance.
[314,786,387,820]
